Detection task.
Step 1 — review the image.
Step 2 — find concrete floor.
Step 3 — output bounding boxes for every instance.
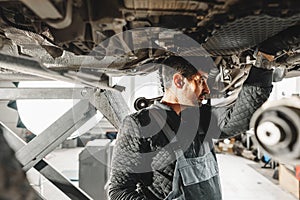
[218,154,296,200]
[27,147,297,200]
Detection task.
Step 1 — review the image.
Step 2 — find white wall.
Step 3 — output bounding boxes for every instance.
[112,70,163,112]
[269,77,300,101]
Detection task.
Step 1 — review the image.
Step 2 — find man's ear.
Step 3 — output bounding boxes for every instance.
[173,73,184,88]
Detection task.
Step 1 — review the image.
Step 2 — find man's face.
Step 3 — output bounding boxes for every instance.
[181,70,210,106]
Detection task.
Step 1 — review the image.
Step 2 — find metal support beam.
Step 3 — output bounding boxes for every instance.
[0,72,47,81]
[0,88,94,100]
[35,160,91,200]
[1,101,94,199]
[90,90,130,129]
[0,52,123,91]
[20,0,63,19]
[1,123,92,200]
[15,100,96,171]
[0,124,45,199]
[0,52,73,83]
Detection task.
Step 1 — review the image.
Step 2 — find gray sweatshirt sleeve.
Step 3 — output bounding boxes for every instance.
[211,67,273,139]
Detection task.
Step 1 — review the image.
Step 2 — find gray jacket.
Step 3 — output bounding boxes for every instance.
[108,67,273,200]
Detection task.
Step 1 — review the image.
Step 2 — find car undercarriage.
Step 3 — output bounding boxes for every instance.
[0,0,300,199]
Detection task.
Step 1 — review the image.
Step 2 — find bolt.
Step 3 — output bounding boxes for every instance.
[81,89,88,97]
[125,13,135,21]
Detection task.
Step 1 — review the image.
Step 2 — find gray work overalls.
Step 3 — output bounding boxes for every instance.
[151,107,222,200]
[165,148,222,200]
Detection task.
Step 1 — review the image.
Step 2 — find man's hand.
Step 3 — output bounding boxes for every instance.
[254,51,275,70]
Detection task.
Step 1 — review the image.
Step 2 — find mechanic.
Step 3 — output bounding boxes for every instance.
[108,56,273,200]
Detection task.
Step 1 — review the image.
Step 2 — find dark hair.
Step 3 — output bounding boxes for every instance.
[160,56,213,90]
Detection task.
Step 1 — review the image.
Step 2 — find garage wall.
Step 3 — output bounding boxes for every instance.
[269,77,300,101]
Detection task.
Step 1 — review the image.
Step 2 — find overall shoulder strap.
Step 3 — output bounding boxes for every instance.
[150,108,177,143]
[150,109,185,160]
